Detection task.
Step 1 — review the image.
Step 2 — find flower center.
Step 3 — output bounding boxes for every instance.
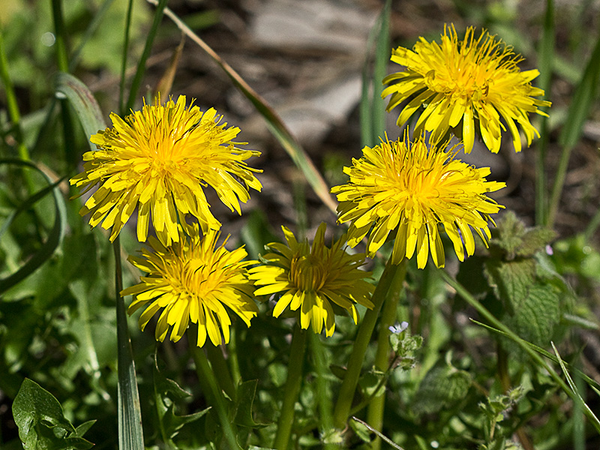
[289,254,326,292]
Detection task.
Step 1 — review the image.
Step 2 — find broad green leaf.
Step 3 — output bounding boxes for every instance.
[502,283,560,349]
[13,378,94,450]
[54,73,106,148]
[484,258,537,313]
[412,358,472,415]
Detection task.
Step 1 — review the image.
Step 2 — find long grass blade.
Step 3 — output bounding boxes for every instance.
[535,0,554,225]
[551,342,600,432]
[55,73,108,145]
[148,0,337,215]
[120,0,135,114]
[69,0,117,72]
[548,29,600,227]
[125,0,169,113]
[114,237,145,450]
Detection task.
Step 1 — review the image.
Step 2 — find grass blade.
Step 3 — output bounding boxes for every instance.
[149,0,337,214]
[114,237,145,450]
[548,29,600,227]
[360,0,391,148]
[535,0,554,225]
[55,73,107,146]
[125,0,169,113]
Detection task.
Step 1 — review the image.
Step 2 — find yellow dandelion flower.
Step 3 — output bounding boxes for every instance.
[331,133,505,269]
[248,223,374,337]
[382,24,551,153]
[70,95,262,244]
[122,226,258,347]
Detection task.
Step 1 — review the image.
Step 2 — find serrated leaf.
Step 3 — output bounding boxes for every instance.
[234,380,269,428]
[517,227,556,257]
[491,212,556,260]
[502,283,560,349]
[412,360,472,415]
[484,258,537,313]
[13,379,94,450]
[491,211,526,259]
[152,354,210,445]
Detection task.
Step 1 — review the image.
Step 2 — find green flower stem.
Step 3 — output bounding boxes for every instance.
[366,262,406,450]
[309,332,335,450]
[333,258,407,429]
[229,327,243,387]
[440,270,600,433]
[190,337,240,450]
[207,344,237,401]
[274,324,307,450]
[113,237,145,449]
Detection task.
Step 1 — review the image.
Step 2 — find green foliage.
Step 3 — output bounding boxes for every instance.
[458,211,570,350]
[412,354,472,416]
[13,378,95,449]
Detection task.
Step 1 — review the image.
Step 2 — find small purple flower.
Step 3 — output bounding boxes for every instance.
[389,321,409,334]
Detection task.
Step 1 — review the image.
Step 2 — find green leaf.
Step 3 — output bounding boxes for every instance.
[0,159,67,295]
[412,357,472,415]
[153,354,210,445]
[13,379,94,450]
[54,72,106,147]
[491,211,555,259]
[234,380,268,429]
[502,283,560,349]
[484,258,537,313]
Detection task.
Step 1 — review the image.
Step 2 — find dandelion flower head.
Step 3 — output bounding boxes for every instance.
[249,223,374,337]
[70,95,262,244]
[122,225,258,347]
[331,133,505,269]
[382,24,551,153]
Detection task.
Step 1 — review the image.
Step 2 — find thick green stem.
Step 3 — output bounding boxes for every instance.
[190,337,240,450]
[309,332,335,450]
[274,325,307,450]
[333,258,407,429]
[366,264,405,450]
[207,344,237,401]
